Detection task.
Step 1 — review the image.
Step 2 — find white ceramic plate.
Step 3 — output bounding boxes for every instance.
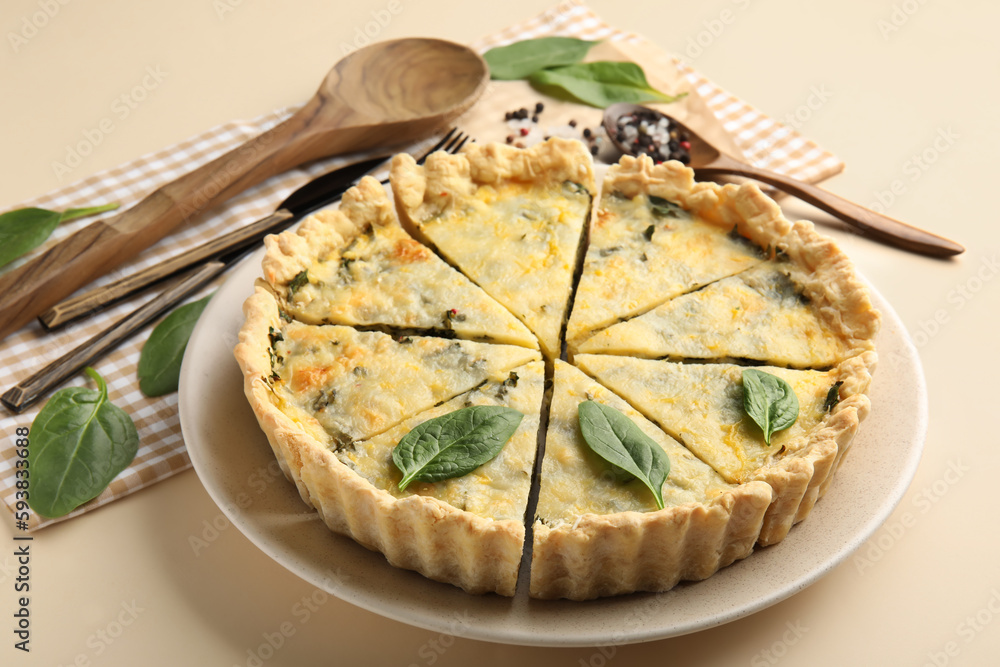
[180,247,926,648]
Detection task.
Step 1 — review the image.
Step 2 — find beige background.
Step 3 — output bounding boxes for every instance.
[1,0,998,665]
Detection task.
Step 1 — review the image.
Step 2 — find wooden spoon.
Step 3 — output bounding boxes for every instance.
[0,38,488,341]
[603,103,964,258]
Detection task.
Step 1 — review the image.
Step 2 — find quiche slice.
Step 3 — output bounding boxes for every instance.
[390,138,595,359]
[575,353,876,544]
[236,290,544,595]
[333,360,544,595]
[577,261,864,367]
[530,361,771,600]
[259,176,536,349]
[566,159,763,352]
[240,288,541,450]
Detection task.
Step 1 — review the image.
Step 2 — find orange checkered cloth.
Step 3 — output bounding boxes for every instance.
[0,0,842,530]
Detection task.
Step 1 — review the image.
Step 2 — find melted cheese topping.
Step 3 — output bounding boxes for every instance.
[341,361,544,522]
[566,192,762,349]
[535,361,731,525]
[415,181,591,359]
[576,355,838,483]
[282,215,537,349]
[270,322,540,447]
[578,262,851,367]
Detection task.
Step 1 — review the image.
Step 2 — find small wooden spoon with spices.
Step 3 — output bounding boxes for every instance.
[0,38,488,342]
[603,103,964,258]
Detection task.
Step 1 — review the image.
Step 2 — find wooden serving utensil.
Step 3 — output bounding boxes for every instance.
[603,103,964,258]
[0,38,488,342]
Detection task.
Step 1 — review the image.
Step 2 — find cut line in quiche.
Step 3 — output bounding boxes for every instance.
[390,138,595,359]
[235,140,881,599]
[531,361,771,600]
[566,159,763,353]
[259,176,537,349]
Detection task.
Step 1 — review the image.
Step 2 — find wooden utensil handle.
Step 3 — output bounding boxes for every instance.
[1,261,227,414]
[39,209,295,330]
[0,97,330,342]
[698,156,964,257]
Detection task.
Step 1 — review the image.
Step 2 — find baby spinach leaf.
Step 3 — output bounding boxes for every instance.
[648,195,688,219]
[288,269,309,294]
[483,36,598,80]
[392,405,523,491]
[529,61,687,109]
[742,369,799,445]
[0,202,118,269]
[137,294,212,397]
[578,400,670,510]
[824,381,844,411]
[28,367,139,518]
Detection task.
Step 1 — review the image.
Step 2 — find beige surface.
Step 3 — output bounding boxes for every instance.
[1,0,997,665]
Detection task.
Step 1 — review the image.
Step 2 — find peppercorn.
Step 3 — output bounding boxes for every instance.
[534,102,544,113]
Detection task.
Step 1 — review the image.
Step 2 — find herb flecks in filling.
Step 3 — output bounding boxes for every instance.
[288,270,309,295]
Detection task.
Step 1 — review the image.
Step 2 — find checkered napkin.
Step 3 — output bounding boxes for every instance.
[0,0,843,530]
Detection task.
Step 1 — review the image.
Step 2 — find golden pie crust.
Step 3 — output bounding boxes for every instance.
[234,141,879,599]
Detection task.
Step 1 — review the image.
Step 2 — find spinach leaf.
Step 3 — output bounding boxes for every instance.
[529,61,687,109]
[824,381,844,411]
[648,195,688,219]
[484,36,598,80]
[742,369,799,445]
[28,367,139,518]
[392,406,523,490]
[137,294,212,397]
[288,269,309,294]
[0,202,118,269]
[577,400,670,509]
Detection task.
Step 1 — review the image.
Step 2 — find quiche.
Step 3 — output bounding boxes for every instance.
[235,140,880,599]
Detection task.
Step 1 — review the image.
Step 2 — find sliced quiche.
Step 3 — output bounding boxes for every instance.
[531,361,770,600]
[259,176,537,349]
[575,352,876,544]
[390,139,595,359]
[236,142,881,597]
[566,159,763,352]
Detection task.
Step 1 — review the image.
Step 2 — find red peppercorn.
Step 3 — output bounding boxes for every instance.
[520,128,530,136]
[680,140,691,150]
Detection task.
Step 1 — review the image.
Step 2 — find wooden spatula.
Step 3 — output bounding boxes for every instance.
[0,38,488,341]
